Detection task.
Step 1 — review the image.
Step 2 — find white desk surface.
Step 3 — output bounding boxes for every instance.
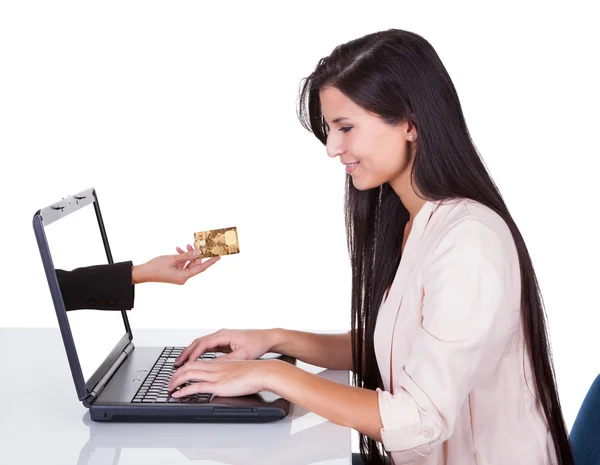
[0,328,352,465]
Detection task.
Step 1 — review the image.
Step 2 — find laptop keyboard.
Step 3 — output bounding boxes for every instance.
[131,346,216,404]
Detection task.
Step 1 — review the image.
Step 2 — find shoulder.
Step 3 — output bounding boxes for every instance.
[425,198,518,267]
[430,198,512,241]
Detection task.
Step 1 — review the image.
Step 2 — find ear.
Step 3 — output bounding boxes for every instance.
[404,117,418,137]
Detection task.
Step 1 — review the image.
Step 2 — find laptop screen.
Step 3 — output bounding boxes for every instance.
[42,193,128,384]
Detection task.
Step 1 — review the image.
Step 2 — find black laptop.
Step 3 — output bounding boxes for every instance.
[32,187,294,422]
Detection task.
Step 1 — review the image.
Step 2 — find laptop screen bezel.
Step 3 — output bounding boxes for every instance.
[32,187,133,402]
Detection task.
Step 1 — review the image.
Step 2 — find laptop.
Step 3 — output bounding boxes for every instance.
[32,187,295,422]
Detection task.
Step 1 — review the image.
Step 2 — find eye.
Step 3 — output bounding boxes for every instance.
[339,126,352,133]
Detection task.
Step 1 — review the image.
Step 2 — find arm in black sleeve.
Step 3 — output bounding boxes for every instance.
[55,260,136,311]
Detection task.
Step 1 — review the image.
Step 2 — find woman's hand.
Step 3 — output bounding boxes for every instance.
[168,359,280,398]
[132,244,220,285]
[174,328,279,367]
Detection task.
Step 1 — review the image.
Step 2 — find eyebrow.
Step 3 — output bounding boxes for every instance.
[332,117,350,123]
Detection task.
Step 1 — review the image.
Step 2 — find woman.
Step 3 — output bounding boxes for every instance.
[168,29,572,465]
[57,245,219,311]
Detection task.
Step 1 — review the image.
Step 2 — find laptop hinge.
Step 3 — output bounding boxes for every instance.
[86,341,134,405]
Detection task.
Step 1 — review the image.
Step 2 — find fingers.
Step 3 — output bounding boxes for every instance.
[169,362,218,389]
[185,256,220,276]
[213,352,239,361]
[212,345,233,354]
[176,244,212,271]
[175,340,202,367]
[184,335,225,365]
[168,364,220,394]
[171,381,215,398]
[176,244,194,254]
[175,332,229,367]
[175,245,195,270]
[173,249,202,266]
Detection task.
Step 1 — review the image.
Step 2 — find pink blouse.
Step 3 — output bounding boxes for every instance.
[374,198,558,464]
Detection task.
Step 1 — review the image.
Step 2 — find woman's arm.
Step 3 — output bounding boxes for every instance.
[57,247,218,311]
[265,219,516,462]
[265,359,383,442]
[270,328,353,370]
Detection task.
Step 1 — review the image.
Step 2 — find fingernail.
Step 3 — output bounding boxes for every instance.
[171,391,180,397]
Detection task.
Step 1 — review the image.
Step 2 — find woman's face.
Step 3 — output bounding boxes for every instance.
[319,85,416,191]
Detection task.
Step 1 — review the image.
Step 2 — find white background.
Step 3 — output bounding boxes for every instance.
[1,0,599,454]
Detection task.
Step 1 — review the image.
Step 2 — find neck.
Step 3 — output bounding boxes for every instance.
[388,169,426,221]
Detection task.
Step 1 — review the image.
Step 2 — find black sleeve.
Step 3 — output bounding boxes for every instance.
[55,260,136,311]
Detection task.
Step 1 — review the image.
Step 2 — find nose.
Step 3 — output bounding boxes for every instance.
[326,133,345,159]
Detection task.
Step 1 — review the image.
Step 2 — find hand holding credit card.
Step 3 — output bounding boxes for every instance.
[194,226,240,258]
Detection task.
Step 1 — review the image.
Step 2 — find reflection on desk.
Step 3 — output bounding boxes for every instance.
[78,400,349,465]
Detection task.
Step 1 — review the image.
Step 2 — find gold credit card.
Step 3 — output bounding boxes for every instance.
[194,226,240,258]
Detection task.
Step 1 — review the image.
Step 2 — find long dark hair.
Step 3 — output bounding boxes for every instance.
[296,29,572,465]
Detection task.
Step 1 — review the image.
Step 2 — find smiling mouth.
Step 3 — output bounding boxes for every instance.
[345,162,360,173]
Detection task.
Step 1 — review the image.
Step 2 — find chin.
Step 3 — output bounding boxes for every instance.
[350,175,380,191]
